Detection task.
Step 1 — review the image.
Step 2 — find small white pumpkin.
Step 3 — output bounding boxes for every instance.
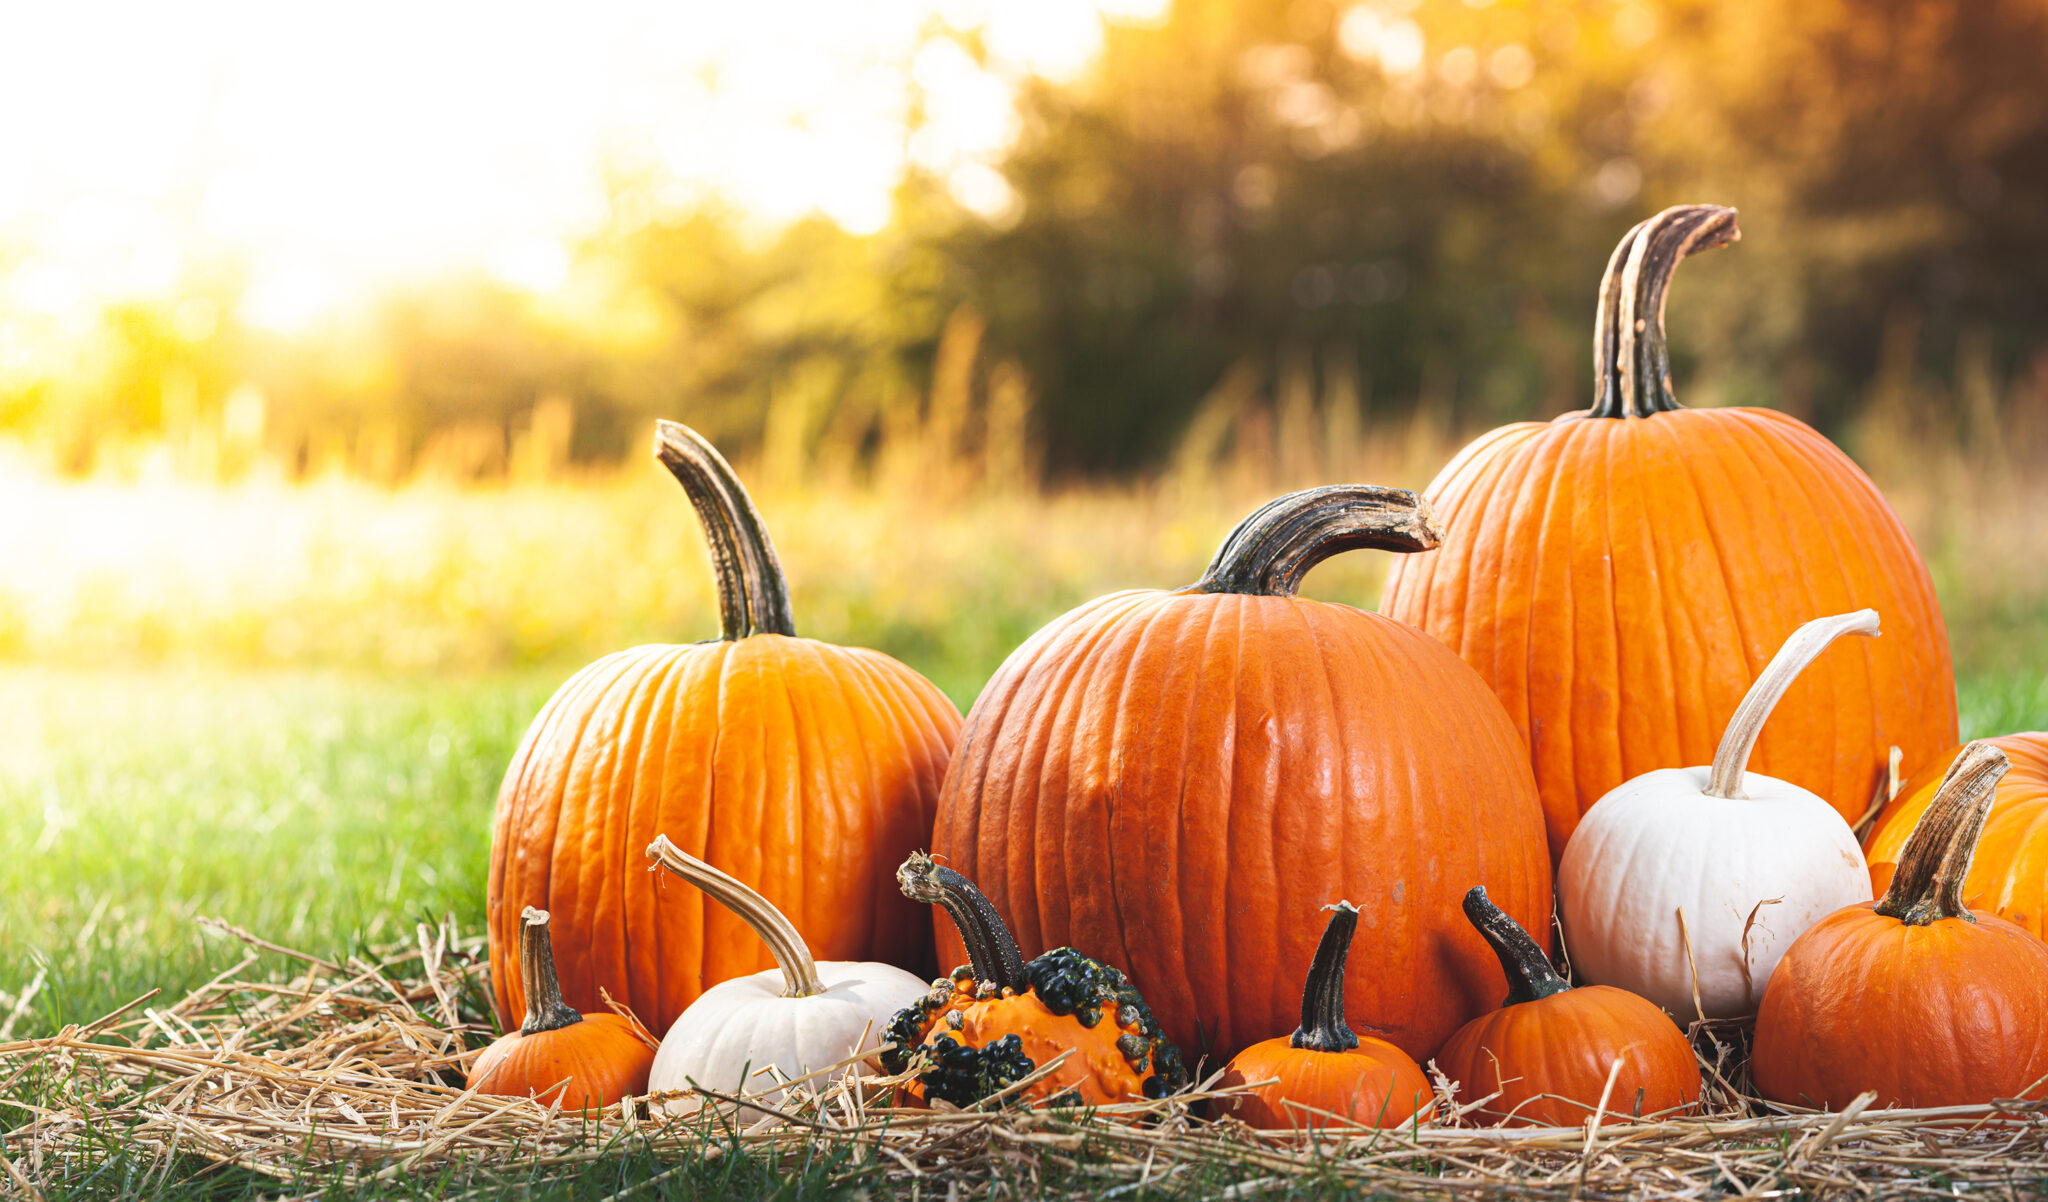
[1557,610,1880,1021]
[643,835,929,1115]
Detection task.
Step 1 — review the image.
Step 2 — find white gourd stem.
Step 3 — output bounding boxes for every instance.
[645,835,825,999]
[1704,609,1881,800]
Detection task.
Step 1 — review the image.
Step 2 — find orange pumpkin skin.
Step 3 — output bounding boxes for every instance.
[488,424,960,1035]
[470,1014,654,1113]
[1438,887,1697,1126]
[1751,903,2048,1108]
[1865,734,2048,939]
[1219,1039,1434,1130]
[932,488,1552,1065]
[1379,207,1955,862]
[1756,743,2048,1109]
[1437,988,1696,1127]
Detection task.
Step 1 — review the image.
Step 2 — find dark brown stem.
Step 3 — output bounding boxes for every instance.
[1874,741,2009,925]
[517,907,584,1035]
[1290,902,1361,1054]
[653,419,796,640]
[1188,486,1442,598]
[897,853,1029,993]
[1589,205,1741,419]
[1463,886,1570,1006]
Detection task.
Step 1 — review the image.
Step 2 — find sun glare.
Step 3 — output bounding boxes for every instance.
[0,0,1151,334]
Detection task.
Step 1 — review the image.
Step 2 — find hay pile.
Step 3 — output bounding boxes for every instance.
[3,919,2045,1199]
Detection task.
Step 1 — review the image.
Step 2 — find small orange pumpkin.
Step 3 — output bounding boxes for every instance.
[1865,733,2048,940]
[1754,742,2048,1109]
[881,853,1185,1108]
[470,907,654,1111]
[1217,902,1434,1130]
[1437,887,1697,1127]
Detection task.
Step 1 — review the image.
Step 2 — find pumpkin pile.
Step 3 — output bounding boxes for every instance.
[469,209,2048,1133]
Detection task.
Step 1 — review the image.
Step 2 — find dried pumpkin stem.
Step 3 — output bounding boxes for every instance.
[1705,610,1881,800]
[1589,204,1741,419]
[646,835,824,998]
[1290,902,1361,1054]
[653,419,796,640]
[896,852,1029,993]
[517,907,585,1035]
[1189,486,1444,598]
[1463,886,1571,1006]
[1874,741,2009,926]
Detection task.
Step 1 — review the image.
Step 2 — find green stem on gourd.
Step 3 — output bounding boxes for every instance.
[896,853,1029,993]
[518,907,585,1035]
[652,419,796,641]
[1588,205,1741,420]
[1187,486,1443,598]
[646,835,825,998]
[1874,741,2009,926]
[1463,886,1571,1006]
[1704,610,1881,800]
[1290,902,1362,1054]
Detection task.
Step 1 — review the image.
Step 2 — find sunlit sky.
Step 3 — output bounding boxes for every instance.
[0,0,1165,335]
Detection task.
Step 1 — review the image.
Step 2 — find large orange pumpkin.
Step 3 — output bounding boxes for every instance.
[1865,733,2048,939]
[487,421,961,1034]
[930,484,1552,1065]
[1379,204,1956,862]
[1754,741,2048,1109]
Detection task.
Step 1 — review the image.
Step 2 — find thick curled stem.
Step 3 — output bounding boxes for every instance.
[1189,486,1443,598]
[1706,610,1880,800]
[896,852,1029,993]
[1463,887,1571,1007]
[1589,205,1741,419]
[517,907,585,1035]
[653,419,796,640]
[1290,902,1362,1054]
[647,835,824,998]
[1875,741,2009,926]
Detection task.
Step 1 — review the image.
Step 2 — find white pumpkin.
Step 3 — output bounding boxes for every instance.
[1557,610,1880,1021]
[643,836,929,1116]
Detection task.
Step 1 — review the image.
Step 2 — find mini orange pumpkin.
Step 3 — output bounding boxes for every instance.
[1865,733,2048,940]
[1437,887,1697,1127]
[469,907,654,1112]
[881,853,1185,1108]
[1754,742,2048,1109]
[1217,902,1435,1130]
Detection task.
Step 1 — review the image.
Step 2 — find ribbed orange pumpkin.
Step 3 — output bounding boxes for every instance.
[1217,902,1435,1130]
[470,907,654,1112]
[1437,887,1697,1127]
[1754,742,2048,1108]
[931,485,1552,1064]
[1865,733,2048,939]
[1379,205,1956,862]
[487,421,961,1034]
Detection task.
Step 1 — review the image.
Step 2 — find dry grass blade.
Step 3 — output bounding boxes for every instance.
[7,916,2048,1198]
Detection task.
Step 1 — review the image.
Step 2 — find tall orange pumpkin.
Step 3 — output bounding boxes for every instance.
[487,421,961,1034]
[930,485,1552,1065]
[1380,204,1956,861]
[1865,733,2048,939]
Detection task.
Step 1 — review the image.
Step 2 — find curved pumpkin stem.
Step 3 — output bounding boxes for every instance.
[1290,902,1362,1054]
[653,419,796,641]
[517,907,585,1035]
[896,852,1029,994]
[1463,886,1570,1006]
[1589,204,1740,419]
[646,835,825,998]
[1189,486,1443,598]
[1705,610,1881,800]
[1874,741,2009,926]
